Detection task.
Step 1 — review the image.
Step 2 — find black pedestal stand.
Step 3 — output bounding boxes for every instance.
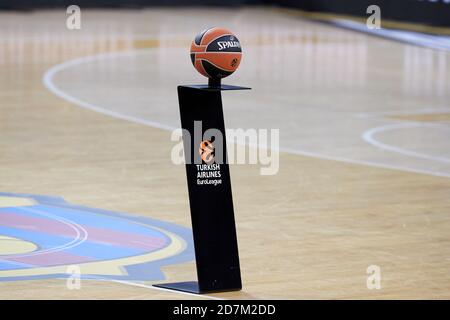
[153,80,250,294]
[208,77,221,88]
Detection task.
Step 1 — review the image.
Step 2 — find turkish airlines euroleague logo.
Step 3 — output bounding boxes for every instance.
[199,139,215,163]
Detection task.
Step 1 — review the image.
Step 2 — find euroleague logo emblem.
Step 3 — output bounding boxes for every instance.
[199,139,215,163]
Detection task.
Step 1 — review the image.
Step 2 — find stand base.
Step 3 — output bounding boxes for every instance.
[153,281,242,294]
[154,281,201,294]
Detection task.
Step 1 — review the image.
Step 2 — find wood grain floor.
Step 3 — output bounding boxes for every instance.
[0,8,449,299]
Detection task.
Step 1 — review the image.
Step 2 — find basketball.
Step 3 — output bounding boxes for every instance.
[190,27,242,79]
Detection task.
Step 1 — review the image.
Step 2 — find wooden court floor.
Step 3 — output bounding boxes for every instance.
[0,8,450,299]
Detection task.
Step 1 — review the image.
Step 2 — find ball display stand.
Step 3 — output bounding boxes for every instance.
[154,79,250,294]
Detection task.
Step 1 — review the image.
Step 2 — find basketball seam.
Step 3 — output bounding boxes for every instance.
[198,58,235,73]
[205,35,242,53]
[199,60,213,78]
[201,28,227,45]
[190,45,207,55]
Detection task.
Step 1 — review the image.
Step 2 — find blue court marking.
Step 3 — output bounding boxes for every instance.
[0,226,68,250]
[0,192,194,282]
[0,260,33,271]
[26,204,170,237]
[10,205,173,251]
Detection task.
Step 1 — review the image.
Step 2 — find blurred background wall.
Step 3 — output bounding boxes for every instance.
[0,1,448,28]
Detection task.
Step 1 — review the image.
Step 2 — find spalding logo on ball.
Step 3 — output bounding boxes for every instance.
[190,27,242,81]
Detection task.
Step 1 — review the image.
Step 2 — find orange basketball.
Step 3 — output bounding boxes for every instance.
[190,27,242,79]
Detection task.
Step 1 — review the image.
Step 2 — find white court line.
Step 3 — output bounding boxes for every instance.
[362,122,450,165]
[110,279,224,300]
[86,275,223,300]
[279,147,450,178]
[43,50,176,132]
[43,49,450,179]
